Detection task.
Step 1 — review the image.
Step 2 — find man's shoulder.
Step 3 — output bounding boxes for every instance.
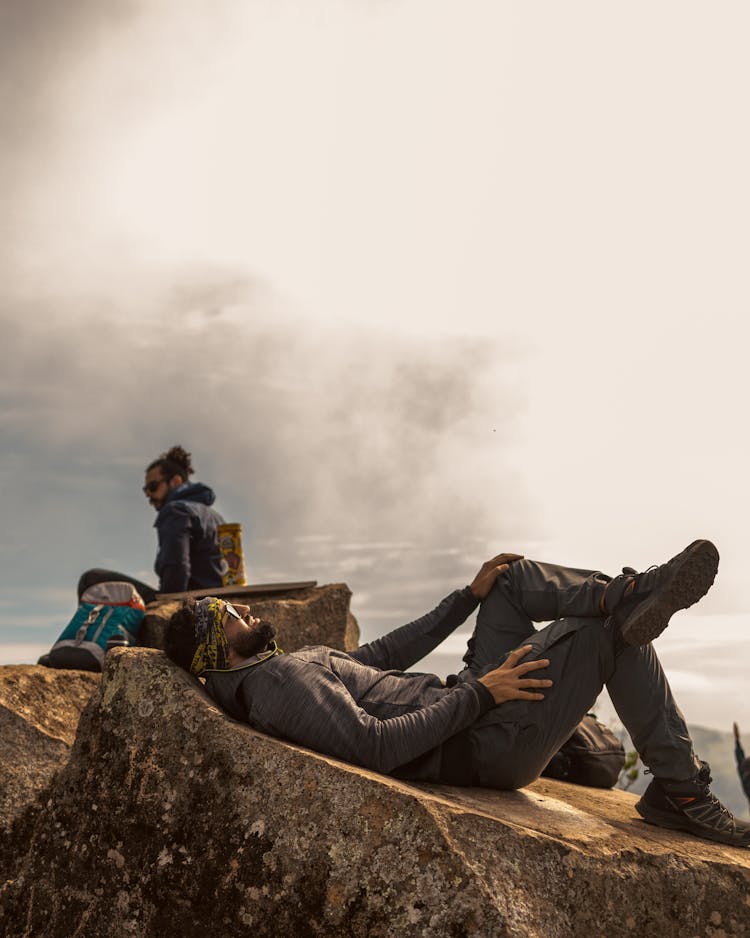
[157,497,216,523]
[160,490,224,526]
[289,645,348,659]
[167,482,216,505]
[206,647,341,680]
[203,650,332,714]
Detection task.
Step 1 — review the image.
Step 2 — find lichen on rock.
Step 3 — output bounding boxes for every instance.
[1,646,749,937]
[0,665,99,832]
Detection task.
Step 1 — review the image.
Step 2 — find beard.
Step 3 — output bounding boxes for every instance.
[231,620,276,660]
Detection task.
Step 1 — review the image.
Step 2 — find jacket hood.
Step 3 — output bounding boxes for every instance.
[164,481,216,506]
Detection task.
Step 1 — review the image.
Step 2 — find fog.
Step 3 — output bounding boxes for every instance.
[2,0,749,734]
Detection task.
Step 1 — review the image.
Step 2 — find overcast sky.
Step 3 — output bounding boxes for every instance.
[1,1,748,734]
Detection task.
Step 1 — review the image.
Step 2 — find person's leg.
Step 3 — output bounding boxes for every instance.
[470,619,703,790]
[463,540,719,674]
[77,568,157,605]
[464,610,750,846]
[469,614,701,788]
[468,615,620,789]
[462,559,610,674]
[606,643,699,781]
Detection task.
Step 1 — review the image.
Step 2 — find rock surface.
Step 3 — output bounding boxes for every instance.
[0,666,99,832]
[0,584,356,886]
[139,583,359,653]
[1,648,748,938]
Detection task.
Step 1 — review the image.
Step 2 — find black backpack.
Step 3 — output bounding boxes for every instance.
[541,713,626,788]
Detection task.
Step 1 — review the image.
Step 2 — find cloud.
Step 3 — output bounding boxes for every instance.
[0,0,135,215]
[0,271,529,627]
[0,0,533,650]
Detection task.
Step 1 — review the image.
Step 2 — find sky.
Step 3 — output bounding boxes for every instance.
[1,1,748,736]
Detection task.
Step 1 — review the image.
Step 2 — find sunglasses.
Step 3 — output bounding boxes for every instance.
[142,479,166,494]
[223,602,243,622]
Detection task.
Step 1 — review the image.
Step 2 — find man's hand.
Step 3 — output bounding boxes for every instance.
[478,645,552,705]
[470,552,524,600]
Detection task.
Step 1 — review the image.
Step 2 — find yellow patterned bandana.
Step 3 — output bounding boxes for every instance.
[190,597,231,676]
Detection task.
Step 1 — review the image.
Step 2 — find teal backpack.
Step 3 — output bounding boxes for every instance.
[39,582,146,673]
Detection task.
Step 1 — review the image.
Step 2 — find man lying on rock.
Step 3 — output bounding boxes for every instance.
[165,538,750,849]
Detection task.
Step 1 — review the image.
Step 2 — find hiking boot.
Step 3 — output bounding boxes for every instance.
[636,762,750,848]
[604,539,719,646]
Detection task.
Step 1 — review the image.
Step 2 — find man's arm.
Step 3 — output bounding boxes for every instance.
[155,503,193,592]
[351,553,523,672]
[350,588,479,672]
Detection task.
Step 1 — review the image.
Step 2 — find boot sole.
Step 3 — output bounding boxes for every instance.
[636,799,750,848]
[620,539,719,646]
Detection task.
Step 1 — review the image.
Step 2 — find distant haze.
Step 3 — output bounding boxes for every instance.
[1,1,748,737]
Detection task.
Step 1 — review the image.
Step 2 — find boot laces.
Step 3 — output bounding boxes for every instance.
[605,564,658,614]
[691,764,736,826]
[630,564,659,596]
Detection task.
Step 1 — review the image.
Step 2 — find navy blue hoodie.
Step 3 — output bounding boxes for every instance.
[154,482,226,593]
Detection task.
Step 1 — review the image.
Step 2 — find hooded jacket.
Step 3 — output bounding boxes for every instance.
[204,587,495,780]
[154,482,226,593]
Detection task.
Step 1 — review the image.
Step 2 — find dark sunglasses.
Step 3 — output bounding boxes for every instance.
[223,602,243,621]
[142,479,166,494]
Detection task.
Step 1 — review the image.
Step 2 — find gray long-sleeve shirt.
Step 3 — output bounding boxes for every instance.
[204,587,494,779]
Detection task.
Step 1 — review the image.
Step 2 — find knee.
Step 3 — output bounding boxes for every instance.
[477,568,517,617]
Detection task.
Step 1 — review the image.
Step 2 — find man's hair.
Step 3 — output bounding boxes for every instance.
[147,444,194,483]
[164,598,199,672]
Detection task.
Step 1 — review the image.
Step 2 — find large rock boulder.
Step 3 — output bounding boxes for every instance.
[0,665,99,833]
[0,585,357,886]
[1,648,748,938]
[139,584,359,653]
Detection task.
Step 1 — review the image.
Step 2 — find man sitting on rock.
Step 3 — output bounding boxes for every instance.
[79,444,226,602]
[164,538,750,849]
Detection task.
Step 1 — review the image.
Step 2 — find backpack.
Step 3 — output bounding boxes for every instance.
[541,713,626,789]
[39,582,146,673]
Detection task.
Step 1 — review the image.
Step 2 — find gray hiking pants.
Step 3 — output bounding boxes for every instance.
[458,559,699,787]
